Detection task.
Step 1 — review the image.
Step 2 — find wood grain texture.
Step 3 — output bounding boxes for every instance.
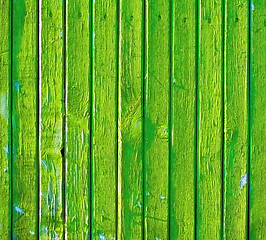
[197,0,223,239]
[118,0,143,239]
[12,0,38,238]
[249,0,266,239]
[39,0,64,238]
[91,0,118,239]
[0,0,10,238]
[170,0,196,239]
[65,0,91,239]
[223,0,249,238]
[144,0,170,239]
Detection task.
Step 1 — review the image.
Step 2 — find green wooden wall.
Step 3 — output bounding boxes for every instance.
[0,0,265,239]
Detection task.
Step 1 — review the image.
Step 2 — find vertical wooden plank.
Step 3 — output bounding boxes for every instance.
[0,0,10,238]
[12,0,38,238]
[249,0,266,239]
[223,0,249,239]
[197,0,223,239]
[91,0,118,239]
[170,0,196,239]
[118,0,143,238]
[39,0,64,238]
[144,0,170,239]
[65,0,91,238]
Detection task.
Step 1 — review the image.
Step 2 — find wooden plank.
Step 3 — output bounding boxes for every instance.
[144,0,170,239]
[223,0,249,238]
[170,0,196,239]
[65,0,91,238]
[196,0,223,239]
[91,0,118,238]
[39,0,64,238]
[0,0,11,238]
[118,0,143,238]
[11,0,38,238]
[249,0,266,239]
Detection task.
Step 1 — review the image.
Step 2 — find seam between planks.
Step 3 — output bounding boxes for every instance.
[195,0,199,239]
[247,0,251,238]
[37,0,41,238]
[62,0,67,238]
[221,0,226,238]
[142,0,147,239]
[169,0,174,238]
[117,0,122,238]
[90,0,94,238]
[9,0,13,238]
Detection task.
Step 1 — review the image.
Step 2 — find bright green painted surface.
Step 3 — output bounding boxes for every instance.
[223,0,249,238]
[0,0,10,238]
[144,1,170,239]
[91,0,118,239]
[170,1,196,239]
[39,0,64,238]
[12,0,38,238]
[197,0,223,239]
[65,0,91,239]
[0,1,265,239]
[118,0,143,239]
[250,1,266,239]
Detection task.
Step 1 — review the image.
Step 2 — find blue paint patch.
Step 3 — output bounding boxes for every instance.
[29,230,35,235]
[14,80,20,92]
[14,205,25,214]
[3,145,9,155]
[156,238,161,240]
[52,231,59,239]
[41,159,51,170]
[251,2,255,11]
[137,202,142,207]
[12,233,17,240]
[240,173,248,192]
[59,32,63,38]
[159,195,165,200]
[0,93,8,121]
[98,233,107,240]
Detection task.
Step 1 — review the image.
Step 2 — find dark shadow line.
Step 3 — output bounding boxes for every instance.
[89,0,94,238]
[247,0,252,239]
[221,0,226,238]
[116,0,121,238]
[142,0,147,239]
[168,0,174,239]
[195,0,199,239]
[62,0,67,239]
[37,0,40,238]
[9,0,13,239]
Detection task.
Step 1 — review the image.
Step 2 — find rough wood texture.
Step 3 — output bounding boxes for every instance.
[91,0,118,239]
[170,0,196,239]
[39,0,64,238]
[197,0,223,239]
[144,1,170,239]
[249,1,266,239]
[65,0,91,239]
[0,0,10,238]
[12,0,38,238]
[1,1,265,239]
[118,0,143,239]
[223,0,249,238]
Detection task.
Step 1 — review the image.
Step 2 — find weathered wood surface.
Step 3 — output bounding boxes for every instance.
[11,0,38,238]
[0,0,265,239]
[249,1,266,239]
[223,0,249,238]
[65,0,91,239]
